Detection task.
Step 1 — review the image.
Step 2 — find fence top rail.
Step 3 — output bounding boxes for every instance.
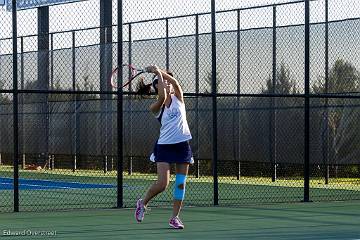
[0,0,317,42]
[2,88,360,100]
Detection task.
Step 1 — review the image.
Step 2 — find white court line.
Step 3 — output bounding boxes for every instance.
[0,182,114,190]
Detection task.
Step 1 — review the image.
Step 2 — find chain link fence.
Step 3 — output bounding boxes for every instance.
[0,0,360,212]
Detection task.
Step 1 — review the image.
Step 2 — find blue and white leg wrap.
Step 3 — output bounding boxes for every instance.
[174,174,187,201]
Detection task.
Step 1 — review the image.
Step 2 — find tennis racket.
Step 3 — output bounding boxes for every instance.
[110,64,147,89]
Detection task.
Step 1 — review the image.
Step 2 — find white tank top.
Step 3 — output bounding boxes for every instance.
[155,95,192,144]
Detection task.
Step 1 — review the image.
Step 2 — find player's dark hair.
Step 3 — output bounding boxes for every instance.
[135,78,152,97]
[136,70,174,97]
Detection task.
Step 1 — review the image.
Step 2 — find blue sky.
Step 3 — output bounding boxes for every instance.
[0,0,359,42]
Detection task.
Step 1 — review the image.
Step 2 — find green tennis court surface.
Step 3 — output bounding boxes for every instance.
[1,166,360,212]
[1,201,360,240]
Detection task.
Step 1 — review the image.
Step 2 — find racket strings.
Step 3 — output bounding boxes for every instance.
[110,65,156,99]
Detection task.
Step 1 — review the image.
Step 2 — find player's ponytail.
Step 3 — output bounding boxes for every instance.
[135,78,152,97]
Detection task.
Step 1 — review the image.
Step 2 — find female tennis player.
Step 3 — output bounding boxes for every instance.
[134,65,193,229]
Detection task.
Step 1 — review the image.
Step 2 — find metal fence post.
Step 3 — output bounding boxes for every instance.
[38,6,50,171]
[211,0,218,206]
[236,9,241,180]
[100,0,113,174]
[72,30,77,172]
[20,36,25,170]
[195,14,200,178]
[50,33,54,170]
[117,0,124,208]
[323,0,330,185]
[304,0,311,202]
[166,18,169,70]
[103,26,112,174]
[50,33,54,90]
[270,5,277,182]
[48,33,55,170]
[12,0,19,213]
[128,23,133,175]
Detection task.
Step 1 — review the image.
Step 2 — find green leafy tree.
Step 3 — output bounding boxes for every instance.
[313,59,360,134]
[313,59,360,163]
[313,59,360,94]
[262,63,298,94]
[241,64,304,165]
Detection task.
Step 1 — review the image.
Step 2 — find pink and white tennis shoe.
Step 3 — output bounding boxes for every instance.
[135,199,146,223]
[169,216,184,229]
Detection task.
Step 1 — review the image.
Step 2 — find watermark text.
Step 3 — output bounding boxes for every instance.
[3,229,57,237]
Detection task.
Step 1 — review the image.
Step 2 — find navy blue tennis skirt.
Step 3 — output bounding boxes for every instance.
[150,141,194,164]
